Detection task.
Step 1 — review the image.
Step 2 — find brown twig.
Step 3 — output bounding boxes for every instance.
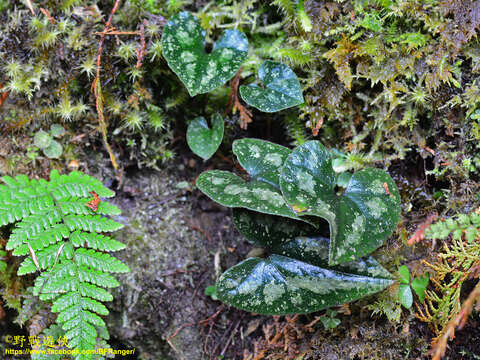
[94,30,140,36]
[0,84,8,109]
[311,118,323,136]
[226,68,253,130]
[408,213,438,246]
[136,20,147,69]
[40,7,55,25]
[25,0,35,14]
[92,0,121,171]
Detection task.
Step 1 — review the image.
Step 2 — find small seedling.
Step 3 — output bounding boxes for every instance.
[397,265,429,308]
[33,124,65,159]
[321,309,341,330]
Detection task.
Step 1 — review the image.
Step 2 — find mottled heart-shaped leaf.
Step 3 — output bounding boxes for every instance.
[196,170,301,220]
[280,141,401,265]
[216,254,394,315]
[239,61,304,112]
[197,139,303,220]
[186,114,224,160]
[232,208,393,279]
[162,11,248,96]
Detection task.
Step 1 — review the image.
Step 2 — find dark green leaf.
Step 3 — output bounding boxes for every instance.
[232,208,317,247]
[216,255,393,315]
[398,284,413,309]
[186,114,224,160]
[411,274,429,303]
[232,209,393,279]
[196,170,301,220]
[272,236,393,279]
[239,61,304,112]
[280,141,401,265]
[233,138,291,188]
[162,11,248,96]
[398,265,410,284]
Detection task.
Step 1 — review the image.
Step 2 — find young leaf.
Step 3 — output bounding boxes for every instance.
[239,61,304,112]
[398,265,410,284]
[186,114,224,160]
[411,273,429,303]
[280,141,401,265]
[398,284,413,308]
[43,140,63,159]
[216,254,393,315]
[162,11,248,96]
[34,130,53,149]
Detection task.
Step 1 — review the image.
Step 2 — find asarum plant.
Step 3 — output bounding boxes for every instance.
[196,138,400,314]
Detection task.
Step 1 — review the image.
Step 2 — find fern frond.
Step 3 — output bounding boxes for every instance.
[70,231,126,252]
[64,214,124,233]
[74,248,130,273]
[0,170,128,358]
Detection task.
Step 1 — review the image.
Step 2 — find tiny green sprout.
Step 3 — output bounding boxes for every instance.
[55,97,74,121]
[29,16,46,31]
[148,40,163,62]
[78,57,96,79]
[4,60,22,78]
[321,309,341,330]
[128,66,144,82]
[397,265,429,309]
[146,23,161,37]
[33,29,60,49]
[205,285,218,300]
[124,111,144,130]
[410,86,429,105]
[147,107,165,132]
[56,19,71,33]
[106,98,124,115]
[116,41,137,62]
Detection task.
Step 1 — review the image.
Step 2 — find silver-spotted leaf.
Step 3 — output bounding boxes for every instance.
[232,138,291,188]
[197,139,304,220]
[186,114,224,160]
[272,236,393,279]
[162,11,248,96]
[239,61,304,112]
[232,209,392,279]
[280,141,401,265]
[216,254,394,315]
[196,170,301,220]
